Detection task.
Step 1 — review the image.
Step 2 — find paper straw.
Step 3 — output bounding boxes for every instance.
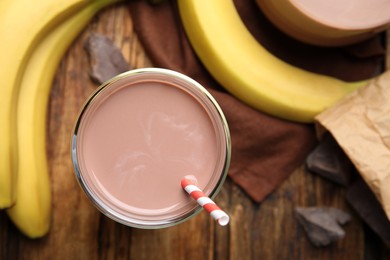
[181,178,230,226]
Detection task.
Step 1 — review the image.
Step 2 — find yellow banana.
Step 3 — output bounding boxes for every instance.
[178,0,371,123]
[6,0,120,238]
[0,0,91,208]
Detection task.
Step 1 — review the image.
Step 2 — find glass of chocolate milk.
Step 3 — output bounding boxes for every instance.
[71,68,231,228]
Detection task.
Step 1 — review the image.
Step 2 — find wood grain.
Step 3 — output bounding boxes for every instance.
[0,3,388,259]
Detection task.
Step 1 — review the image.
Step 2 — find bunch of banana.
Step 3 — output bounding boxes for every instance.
[0,0,87,210]
[178,0,372,123]
[0,0,120,238]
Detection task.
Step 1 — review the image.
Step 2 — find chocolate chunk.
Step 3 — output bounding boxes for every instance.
[347,178,390,247]
[295,207,351,247]
[306,133,354,185]
[84,33,130,84]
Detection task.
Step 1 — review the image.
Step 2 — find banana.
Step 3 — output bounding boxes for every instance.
[6,0,120,238]
[0,0,92,208]
[177,0,371,123]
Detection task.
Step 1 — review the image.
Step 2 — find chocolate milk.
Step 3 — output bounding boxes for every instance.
[73,69,230,227]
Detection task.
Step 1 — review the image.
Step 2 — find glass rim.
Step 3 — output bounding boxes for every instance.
[71,68,231,229]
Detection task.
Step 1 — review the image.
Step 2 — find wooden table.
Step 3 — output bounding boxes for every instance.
[0,4,388,259]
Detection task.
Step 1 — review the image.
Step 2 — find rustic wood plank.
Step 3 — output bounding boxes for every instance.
[228,182,254,259]
[269,166,363,259]
[212,182,230,260]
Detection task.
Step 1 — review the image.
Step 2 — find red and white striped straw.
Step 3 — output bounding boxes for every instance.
[181,178,229,226]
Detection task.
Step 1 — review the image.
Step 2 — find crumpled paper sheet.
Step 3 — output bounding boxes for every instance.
[315,70,390,221]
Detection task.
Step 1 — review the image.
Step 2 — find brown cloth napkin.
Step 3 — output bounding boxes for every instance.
[127,0,385,202]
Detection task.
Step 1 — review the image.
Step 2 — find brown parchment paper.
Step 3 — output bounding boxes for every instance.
[315,71,390,220]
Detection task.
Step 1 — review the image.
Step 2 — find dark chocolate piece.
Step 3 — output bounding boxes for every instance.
[347,178,390,247]
[295,207,351,247]
[306,133,354,185]
[84,33,130,85]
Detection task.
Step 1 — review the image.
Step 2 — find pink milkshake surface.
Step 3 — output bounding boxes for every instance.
[72,69,230,228]
[290,0,390,29]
